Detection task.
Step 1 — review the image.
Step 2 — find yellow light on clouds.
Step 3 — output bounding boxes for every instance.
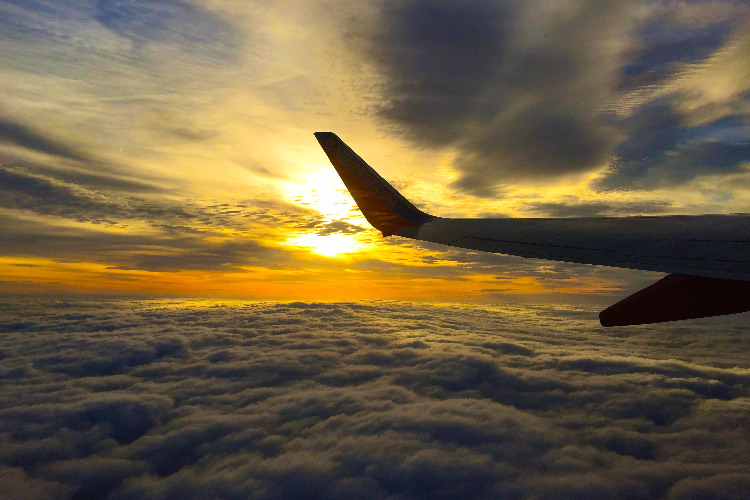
[280,166,373,257]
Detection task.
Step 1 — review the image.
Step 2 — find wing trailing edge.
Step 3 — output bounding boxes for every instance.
[314,132,750,326]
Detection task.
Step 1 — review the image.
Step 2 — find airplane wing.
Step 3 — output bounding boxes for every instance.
[314,131,750,326]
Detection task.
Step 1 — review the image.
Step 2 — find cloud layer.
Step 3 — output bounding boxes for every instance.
[1,299,749,499]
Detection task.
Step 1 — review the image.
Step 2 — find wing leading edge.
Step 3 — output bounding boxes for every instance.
[314,132,750,326]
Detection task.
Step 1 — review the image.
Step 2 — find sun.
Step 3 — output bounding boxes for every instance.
[285,232,365,258]
[280,166,371,258]
[283,167,363,220]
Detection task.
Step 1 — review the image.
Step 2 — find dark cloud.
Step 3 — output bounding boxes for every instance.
[598,101,750,190]
[0,212,293,273]
[620,20,733,89]
[451,104,614,194]
[363,0,630,194]
[15,159,164,194]
[0,164,184,225]
[0,113,171,197]
[0,166,85,209]
[0,117,88,162]
[40,457,148,500]
[115,239,291,272]
[667,474,750,500]
[360,1,750,194]
[0,161,319,271]
[0,466,71,500]
[165,126,218,141]
[526,200,673,217]
[369,0,511,146]
[0,299,749,499]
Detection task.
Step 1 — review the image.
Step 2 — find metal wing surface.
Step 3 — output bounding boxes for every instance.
[399,215,750,282]
[314,132,750,325]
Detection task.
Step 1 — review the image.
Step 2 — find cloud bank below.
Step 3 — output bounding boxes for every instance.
[1,299,749,499]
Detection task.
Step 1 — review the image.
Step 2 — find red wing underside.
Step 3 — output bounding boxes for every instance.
[600,274,750,326]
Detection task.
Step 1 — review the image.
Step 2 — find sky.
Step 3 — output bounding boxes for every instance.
[1,0,749,304]
[1,298,749,499]
[2,4,750,497]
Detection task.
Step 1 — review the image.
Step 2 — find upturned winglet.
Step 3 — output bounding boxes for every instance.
[314,132,435,235]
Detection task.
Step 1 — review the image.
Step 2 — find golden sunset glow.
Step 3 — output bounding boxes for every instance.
[284,232,366,258]
[3,5,750,497]
[0,0,748,303]
[284,168,361,221]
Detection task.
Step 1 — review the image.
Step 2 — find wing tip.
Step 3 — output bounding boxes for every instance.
[314,132,434,235]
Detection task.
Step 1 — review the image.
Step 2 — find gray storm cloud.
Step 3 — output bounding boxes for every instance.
[359,0,750,194]
[1,299,749,499]
[0,117,90,162]
[598,101,750,190]
[364,0,634,194]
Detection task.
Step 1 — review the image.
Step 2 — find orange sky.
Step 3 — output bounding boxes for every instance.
[0,0,748,303]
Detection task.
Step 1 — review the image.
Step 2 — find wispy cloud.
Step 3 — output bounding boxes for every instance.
[0,0,748,297]
[0,117,89,162]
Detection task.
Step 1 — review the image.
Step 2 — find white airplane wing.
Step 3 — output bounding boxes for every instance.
[314,132,750,326]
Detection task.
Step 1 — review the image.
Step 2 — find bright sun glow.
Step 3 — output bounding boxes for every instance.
[285,232,365,258]
[280,167,371,258]
[283,168,363,221]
